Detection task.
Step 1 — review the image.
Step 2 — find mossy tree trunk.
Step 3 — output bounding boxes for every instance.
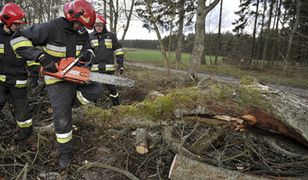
[81,77,308,147]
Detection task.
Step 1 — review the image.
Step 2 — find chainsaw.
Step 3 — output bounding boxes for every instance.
[41,57,134,87]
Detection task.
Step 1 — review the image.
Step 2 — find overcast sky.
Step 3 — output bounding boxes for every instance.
[116,0,240,40]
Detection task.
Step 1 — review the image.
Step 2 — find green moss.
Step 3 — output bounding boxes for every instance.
[84,105,113,120]
[119,105,139,116]
[237,85,274,113]
[209,84,232,101]
[83,82,278,124]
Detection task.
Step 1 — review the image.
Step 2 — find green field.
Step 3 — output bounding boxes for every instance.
[124,48,308,88]
[125,48,223,65]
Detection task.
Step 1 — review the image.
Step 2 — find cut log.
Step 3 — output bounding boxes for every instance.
[135,128,148,154]
[81,77,308,147]
[168,154,271,180]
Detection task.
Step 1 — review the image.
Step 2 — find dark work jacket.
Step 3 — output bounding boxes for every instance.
[0,23,28,85]
[10,17,93,84]
[89,30,124,72]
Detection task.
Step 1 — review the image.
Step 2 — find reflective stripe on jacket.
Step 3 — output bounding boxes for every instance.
[89,30,124,72]
[10,17,94,85]
[0,23,28,85]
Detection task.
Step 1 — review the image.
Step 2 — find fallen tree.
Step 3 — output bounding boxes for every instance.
[81,76,308,147]
[168,154,271,180]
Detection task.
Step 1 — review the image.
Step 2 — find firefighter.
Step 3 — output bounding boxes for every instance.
[10,0,104,169]
[0,3,33,141]
[89,14,124,106]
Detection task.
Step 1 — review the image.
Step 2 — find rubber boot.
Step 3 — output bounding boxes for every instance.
[59,152,71,169]
[14,127,32,141]
[111,96,120,106]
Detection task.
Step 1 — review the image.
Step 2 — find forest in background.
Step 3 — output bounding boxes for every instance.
[1,0,307,73]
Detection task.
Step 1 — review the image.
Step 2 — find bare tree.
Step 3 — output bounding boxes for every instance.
[175,0,185,62]
[121,0,135,44]
[284,0,301,73]
[104,0,107,17]
[109,0,114,32]
[144,0,170,74]
[256,0,267,63]
[250,0,260,66]
[190,0,220,71]
[215,0,223,64]
[261,0,275,68]
[270,0,282,65]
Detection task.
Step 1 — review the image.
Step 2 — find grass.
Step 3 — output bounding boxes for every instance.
[124,48,308,89]
[125,48,223,65]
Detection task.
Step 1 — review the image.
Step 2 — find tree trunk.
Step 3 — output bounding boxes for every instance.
[175,0,185,63]
[215,0,223,65]
[145,0,170,74]
[109,0,114,32]
[82,77,308,147]
[257,0,267,64]
[270,0,282,66]
[113,0,119,34]
[104,0,107,18]
[190,0,220,71]
[249,0,259,66]
[190,0,206,68]
[285,0,301,72]
[261,0,274,68]
[168,154,271,180]
[121,0,135,44]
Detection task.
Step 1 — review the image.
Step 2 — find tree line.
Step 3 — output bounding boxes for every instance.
[1,0,307,73]
[134,0,308,73]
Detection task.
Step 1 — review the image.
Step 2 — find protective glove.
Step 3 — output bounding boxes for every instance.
[117,57,124,75]
[38,54,58,73]
[78,49,95,66]
[28,65,40,88]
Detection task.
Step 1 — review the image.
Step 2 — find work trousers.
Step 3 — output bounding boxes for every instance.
[0,82,32,128]
[46,81,104,154]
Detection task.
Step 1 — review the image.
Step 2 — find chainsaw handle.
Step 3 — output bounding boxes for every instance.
[62,57,80,75]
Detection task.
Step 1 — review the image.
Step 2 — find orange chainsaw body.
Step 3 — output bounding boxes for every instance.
[41,57,91,84]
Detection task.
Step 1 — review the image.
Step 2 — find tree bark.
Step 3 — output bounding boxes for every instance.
[168,154,271,180]
[285,0,301,72]
[169,154,267,180]
[121,0,135,44]
[261,0,274,68]
[109,0,114,32]
[113,0,119,34]
[175,0,185,63]
[104,0,107,18]
[190,0,220,72]
[257,0,267,63]
[270,0,282,65]
[145,0,170,74]
[81,77,308,147]
[215,0,223,65]
[250,0,259,66]
[135,128,149,154]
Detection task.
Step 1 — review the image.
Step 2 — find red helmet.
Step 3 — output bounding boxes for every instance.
[63,0,96,29]
[0,3,27,27]
[95,14,106,24]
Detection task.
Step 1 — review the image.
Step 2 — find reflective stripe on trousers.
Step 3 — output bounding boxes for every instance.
[46,81,104,153]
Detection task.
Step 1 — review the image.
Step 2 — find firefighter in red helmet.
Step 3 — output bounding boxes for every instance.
[0,3,34,141]
[90,14,124,106]
[10,0,104,169]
